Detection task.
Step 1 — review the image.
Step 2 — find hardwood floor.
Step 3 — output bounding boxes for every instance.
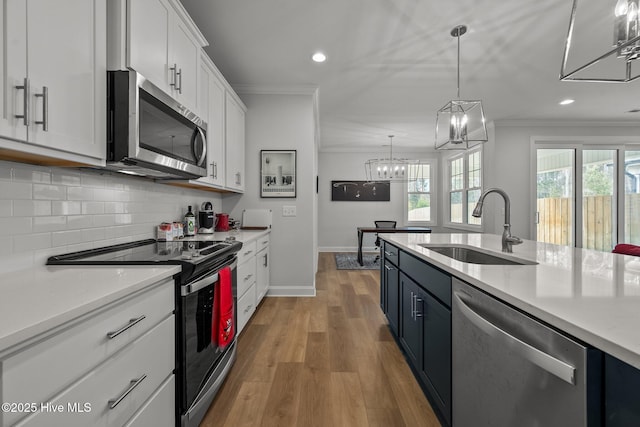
[200,252,441,427]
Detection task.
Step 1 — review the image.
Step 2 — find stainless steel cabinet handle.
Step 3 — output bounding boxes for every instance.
[453,292,576,385]
[236,172,242,185]
[415,296,423,318]
[263,253,268,267]
[176,68,183,94]
[411,291,416,320]
[243,250,253,256]
[384,250,394,257]
[244,304,253,313]
[170,64,178,88]
[108,374,147,409]
[107,315,146,339]
[384,265,395,271]
[211,161,218,179]
[34,86,48,131]
[15,78,29,126]
[244,274,253,281]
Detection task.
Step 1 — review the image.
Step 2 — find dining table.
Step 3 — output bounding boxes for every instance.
[357,226,432,265]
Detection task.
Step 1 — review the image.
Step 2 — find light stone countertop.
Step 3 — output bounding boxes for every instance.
[0,265,181,357]
[382,233,640,370]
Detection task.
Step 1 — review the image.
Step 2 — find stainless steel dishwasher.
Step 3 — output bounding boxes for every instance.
[452,278,601,426]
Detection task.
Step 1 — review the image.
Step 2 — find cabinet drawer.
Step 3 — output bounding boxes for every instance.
[237,283,256,335]
[383,242,399,266]
[237,240,257,265]
[400,251,451,307]
[2,280,174,423]
[124,375,175,427]
[13,316,175,427]
[256,235,270,252]
[237,256,256,298]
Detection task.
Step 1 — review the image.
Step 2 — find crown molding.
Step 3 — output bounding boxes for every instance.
[232,84,318,96]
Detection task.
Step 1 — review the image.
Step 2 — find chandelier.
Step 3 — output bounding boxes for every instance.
[435,25,488,150]
[560,0,640,82]
[364,135,421,182]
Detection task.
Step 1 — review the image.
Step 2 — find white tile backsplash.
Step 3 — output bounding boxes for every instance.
[13,200,52,217]
[0,160,223,273]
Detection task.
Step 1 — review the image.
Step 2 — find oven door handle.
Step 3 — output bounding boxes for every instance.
[181,259,237,296]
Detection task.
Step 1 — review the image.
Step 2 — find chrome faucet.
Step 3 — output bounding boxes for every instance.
[472,188,523,253]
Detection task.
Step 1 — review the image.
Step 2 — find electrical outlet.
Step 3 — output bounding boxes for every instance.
[282,205,297,217]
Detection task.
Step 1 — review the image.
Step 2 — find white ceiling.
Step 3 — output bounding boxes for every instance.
[179,0,640,151]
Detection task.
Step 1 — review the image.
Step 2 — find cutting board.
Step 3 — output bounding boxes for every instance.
[242,209,272,228]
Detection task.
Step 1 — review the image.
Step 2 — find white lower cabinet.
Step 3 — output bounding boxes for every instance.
[236,240,257,334]
[0,279,175,427]
[256,236,270,305]
[236,233,270,334]
[124,375,175,427]
[237,282,256,335]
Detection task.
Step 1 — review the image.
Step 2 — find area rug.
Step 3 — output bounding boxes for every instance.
[334,252,380,270]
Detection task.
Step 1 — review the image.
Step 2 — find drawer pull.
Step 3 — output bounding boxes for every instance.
[262,240,268,244]
[384,265,395,271]
[108,374,147,409]
[244,304,253,314]
[384,250,395,257]
[107,315,146,339]
[244,274,253,281]
[243,250,253,256]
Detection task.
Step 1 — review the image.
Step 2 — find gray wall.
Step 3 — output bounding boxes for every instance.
[223,92,317,296]
[318,150,439,252]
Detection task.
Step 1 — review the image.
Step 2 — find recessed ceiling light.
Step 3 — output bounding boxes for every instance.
[312,52,326,63]
[559,99,575,105]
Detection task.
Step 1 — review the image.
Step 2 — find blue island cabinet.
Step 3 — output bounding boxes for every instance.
[380,243,451,426]
[605,353,640,426]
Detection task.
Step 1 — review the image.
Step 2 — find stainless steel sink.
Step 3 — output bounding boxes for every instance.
[418,244,537,265]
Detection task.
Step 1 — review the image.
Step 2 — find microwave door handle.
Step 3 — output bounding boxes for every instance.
[191,127,207,167]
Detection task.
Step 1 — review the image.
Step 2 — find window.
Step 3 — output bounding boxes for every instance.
[406,162,435,224]
[447,149,482,226]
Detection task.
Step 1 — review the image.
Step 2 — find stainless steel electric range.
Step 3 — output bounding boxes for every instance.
[47,238,243,427]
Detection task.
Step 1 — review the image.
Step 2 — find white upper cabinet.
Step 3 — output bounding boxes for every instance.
[127,0,204,113]
[127,0,170,90]
[196,55,226,188]
[225,92,246,192]
[0,0,106,165]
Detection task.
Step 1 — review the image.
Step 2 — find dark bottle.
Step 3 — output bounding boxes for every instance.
[184,206,196,236]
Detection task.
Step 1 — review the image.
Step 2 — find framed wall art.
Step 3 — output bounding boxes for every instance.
[261,150,296,198]
[331,180,390,201]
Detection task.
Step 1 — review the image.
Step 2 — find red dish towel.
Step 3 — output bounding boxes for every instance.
[612,243,640,257]
[212,266,234,349]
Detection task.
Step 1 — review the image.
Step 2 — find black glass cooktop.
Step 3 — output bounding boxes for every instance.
[47,238,242,281]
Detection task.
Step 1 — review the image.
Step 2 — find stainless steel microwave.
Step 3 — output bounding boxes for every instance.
[106,70,207,179]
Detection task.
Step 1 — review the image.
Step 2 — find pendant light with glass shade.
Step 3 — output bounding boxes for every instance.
[364,135,422,182]
[435,25,488,150]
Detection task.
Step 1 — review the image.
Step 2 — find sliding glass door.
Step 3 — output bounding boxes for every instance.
[582,150,616,252]
[536,145,640,251]
[536,149,574,246]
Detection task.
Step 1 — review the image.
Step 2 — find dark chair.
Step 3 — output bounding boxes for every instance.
[374,220,397,262]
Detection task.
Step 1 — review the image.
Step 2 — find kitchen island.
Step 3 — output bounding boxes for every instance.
[380,232,640,426]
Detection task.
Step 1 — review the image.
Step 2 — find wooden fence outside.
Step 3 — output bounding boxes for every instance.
[537,194,640,251]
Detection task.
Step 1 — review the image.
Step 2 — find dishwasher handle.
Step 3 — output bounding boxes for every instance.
[453,292,576,385]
